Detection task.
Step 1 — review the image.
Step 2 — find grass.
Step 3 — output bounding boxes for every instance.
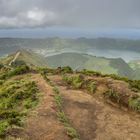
[63,74,97,94]
[0,76,39,138]
[53,86,79,139]
[87,81,96,94]
[62,74,84,89]
[41,73,79,139]
[104,88,140,112]
[80,69,140,92]
[0,65,30,80]
[66,127,79,139]
[128,97,140,111]
[104,89,120,103]
[57,111,69,125]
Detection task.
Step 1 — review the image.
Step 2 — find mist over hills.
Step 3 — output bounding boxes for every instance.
[1,37,140,54]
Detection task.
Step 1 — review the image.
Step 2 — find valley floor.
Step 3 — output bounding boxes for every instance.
[13,74,140,140]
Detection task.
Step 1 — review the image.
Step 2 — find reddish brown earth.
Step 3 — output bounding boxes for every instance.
[48,75,140,140]
[21,74,70,140]
[9,74,140,140]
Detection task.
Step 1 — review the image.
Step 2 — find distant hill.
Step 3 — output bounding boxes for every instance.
[0,49,140,79]
[129,60,140,70]
[0,49,48,67]
[0,37,140,57]
[129,60,140,80]
[46,52,134,78]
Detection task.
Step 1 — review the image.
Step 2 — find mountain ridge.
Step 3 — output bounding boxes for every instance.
[0,49,139,79]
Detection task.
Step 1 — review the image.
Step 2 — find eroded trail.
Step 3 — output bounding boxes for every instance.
[49,75,140,140]
[22,74,70,140]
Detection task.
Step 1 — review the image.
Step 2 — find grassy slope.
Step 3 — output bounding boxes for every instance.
[46,52,134,78]
[0,50,137,79]
[0,66,39,138]
[129,60,140,70]
[0,49,48,67]
[129,60,140,80]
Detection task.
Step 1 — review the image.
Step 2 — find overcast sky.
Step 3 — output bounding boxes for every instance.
[0,0,140,38]
[1,0,140,29]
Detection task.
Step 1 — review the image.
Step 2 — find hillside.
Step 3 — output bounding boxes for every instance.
[0,50,138,79]
[129,60,140,80]
[0,38,140,58]
[129,60,140,70]
[0,59,140,139]
[0,49,48,67]
[46,52,134,78]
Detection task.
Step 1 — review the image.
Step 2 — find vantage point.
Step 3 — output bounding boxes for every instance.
[0,0,140,140]
[0,50,140,140]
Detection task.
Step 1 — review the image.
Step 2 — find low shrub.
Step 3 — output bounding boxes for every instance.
[128,97,140,111]
[0,64,4,69]
[8,65,30,77]
[87,81,96,94]
[80,69,102,76]
[66,127,80,139]
[60,66,73,74]
[63,75,84,89]
[63,75,97,94]
[104,89,120,103]
[0,65,30,80]
[0,79,39,137]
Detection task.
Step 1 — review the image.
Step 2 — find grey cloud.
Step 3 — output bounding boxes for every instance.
[0,0,140,29]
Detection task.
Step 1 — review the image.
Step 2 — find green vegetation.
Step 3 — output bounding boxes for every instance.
[11,60,26,67]
[105,74,140,92]
[104,89,120,103]
[1,49,140,79]
[62,74,84,89]
[66,127,80,139]
[87,81,96,94]
[41,73,79,139]
[128,96,140,111]
[0,77,39,138]
[1,49,48,67]
[0,65,30,80]
[53,87,79,139]
[104,88,140,112]
[80,69,102,76]
[0,64,4,69]
[47,52,136,78]
[63,74,97,94]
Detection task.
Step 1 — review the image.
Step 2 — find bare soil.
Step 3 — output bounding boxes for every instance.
[20,74,70,140]
[48,75,140,140]
[9,74,140,140]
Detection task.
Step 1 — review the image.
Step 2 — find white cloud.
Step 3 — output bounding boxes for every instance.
[0,7,57,28]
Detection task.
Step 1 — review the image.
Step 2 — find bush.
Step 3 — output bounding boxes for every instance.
[128,97,140,111]
[87,81,96,94]
[104,89,120,103]
[0,64,4,69]
[11,60,26,67]
[0,80,4,85]
[81,69,102,76]
[61,66,73,73]
[66,127,79,139]
[0,79,39,138]
[8,65,30,77]
[63,75,84,89]
[0,121,9,137]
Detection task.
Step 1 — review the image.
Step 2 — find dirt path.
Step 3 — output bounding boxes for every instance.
[9,51,21,66]
[21,74,70,140]
[49,75,140,140]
